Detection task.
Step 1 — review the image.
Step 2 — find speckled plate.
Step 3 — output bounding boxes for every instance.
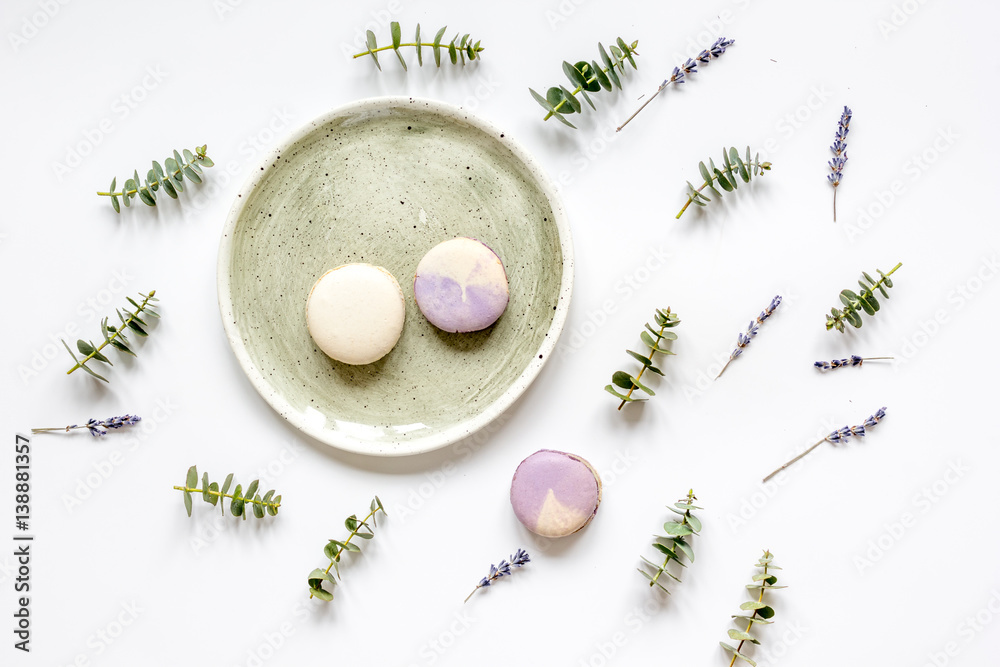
[218,97,573,456]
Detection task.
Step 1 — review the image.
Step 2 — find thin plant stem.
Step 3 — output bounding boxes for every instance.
[172,485,281,511]
[833,187,838,222]
[352,43,473,58]
[617,81,673,132]
[762,438,828,483]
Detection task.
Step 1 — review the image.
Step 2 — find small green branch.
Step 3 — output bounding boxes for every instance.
[173,486,281,511]
[308,497,386,602]
[98,145,213,212]
[605,307,679,410]
[826,263,902,332]
[63,291,158,382]
[676,147,771,219]
[639,490,701,593]
[176,466,280,520]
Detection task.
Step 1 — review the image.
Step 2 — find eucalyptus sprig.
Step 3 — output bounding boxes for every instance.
[676,147,771,218]
[826,263,901,332]
[63,291,158,383]
[174,466,281,520]
[638,490,701,593]
[354,22,482,70]
[720,550,785,667]
[530,37,639,129]
[605,307,680,410]
[97,145,213,212]
[308,497,386,602]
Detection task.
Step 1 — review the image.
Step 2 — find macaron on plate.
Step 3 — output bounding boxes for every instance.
[218,98,573,456]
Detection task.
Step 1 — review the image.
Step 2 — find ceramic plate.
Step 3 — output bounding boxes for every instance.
[218,97,573,456]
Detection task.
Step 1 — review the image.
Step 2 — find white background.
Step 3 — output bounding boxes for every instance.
[2,0,999,665]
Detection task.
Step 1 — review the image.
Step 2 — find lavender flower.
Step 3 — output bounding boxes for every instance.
[828,105,852,221]
[717,295,782,379]
[814,355,893,370]
[465,548,530,602]
[762,407,887,482]
[32,414,141,436]
[617,37,734,132]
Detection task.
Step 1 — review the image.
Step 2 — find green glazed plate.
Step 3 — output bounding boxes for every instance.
[218,97,573,456]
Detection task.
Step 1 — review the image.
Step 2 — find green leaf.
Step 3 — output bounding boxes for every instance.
[127,320,148,336]
[559,85,582,113]
[756,605,776,619]
[252,499,265,519]
[729,629,760,644]
[879,269,894,289]
[663,521,693,536]
[673,538,694,562]
[858,295,875,316]
[208,482,220,506]
[448,37,457,64]
[245,480,259,498]
[618,37,636,68]
[686,514,702,532]
[186,466,198,488]
[111,194,120,213]
[599,43,621,88]
[267,496,280,516]
[846,309,863,328]
[183,491,192,516]
[202,472,211,501]
[221,473,233,496]
[433,26,446,66]
[591,60,611,90]
[341,541,362,553]
[720,642,757,666]
[715,169,734,192]
[414,24,422,66]
[545,86,567,111]
[605,385,632,401]
[530,88,556,113]
[561,61,585,91]
[699,161,712,186]
[138,186,156,206]
[626,350,653,367]
[740,600,767,611]
[308,568,337,586]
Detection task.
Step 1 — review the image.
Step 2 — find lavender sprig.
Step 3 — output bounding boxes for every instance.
[32,414,141,436]
[465,548,530,602]
[814,355,893,370]
[717,295,781,379]
[617,37,734,132]
[828,105,851,221]
[762,407,886,482]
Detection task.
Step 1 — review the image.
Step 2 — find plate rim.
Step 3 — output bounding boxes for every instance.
[216,96,574,457]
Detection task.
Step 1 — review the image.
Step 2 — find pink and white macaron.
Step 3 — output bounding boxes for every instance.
[413,237,509,333]
[510,450,602,538]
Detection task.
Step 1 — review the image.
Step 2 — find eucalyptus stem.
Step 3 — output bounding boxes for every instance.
[66,291,155,376]
[618,318,669,410]
[352,42,442,58]
[728,577,766,667]
[173,485,281,511]
[310,506,379,600]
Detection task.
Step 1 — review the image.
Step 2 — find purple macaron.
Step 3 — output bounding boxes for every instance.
[510,450,602,538]
[413,237,509,333]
